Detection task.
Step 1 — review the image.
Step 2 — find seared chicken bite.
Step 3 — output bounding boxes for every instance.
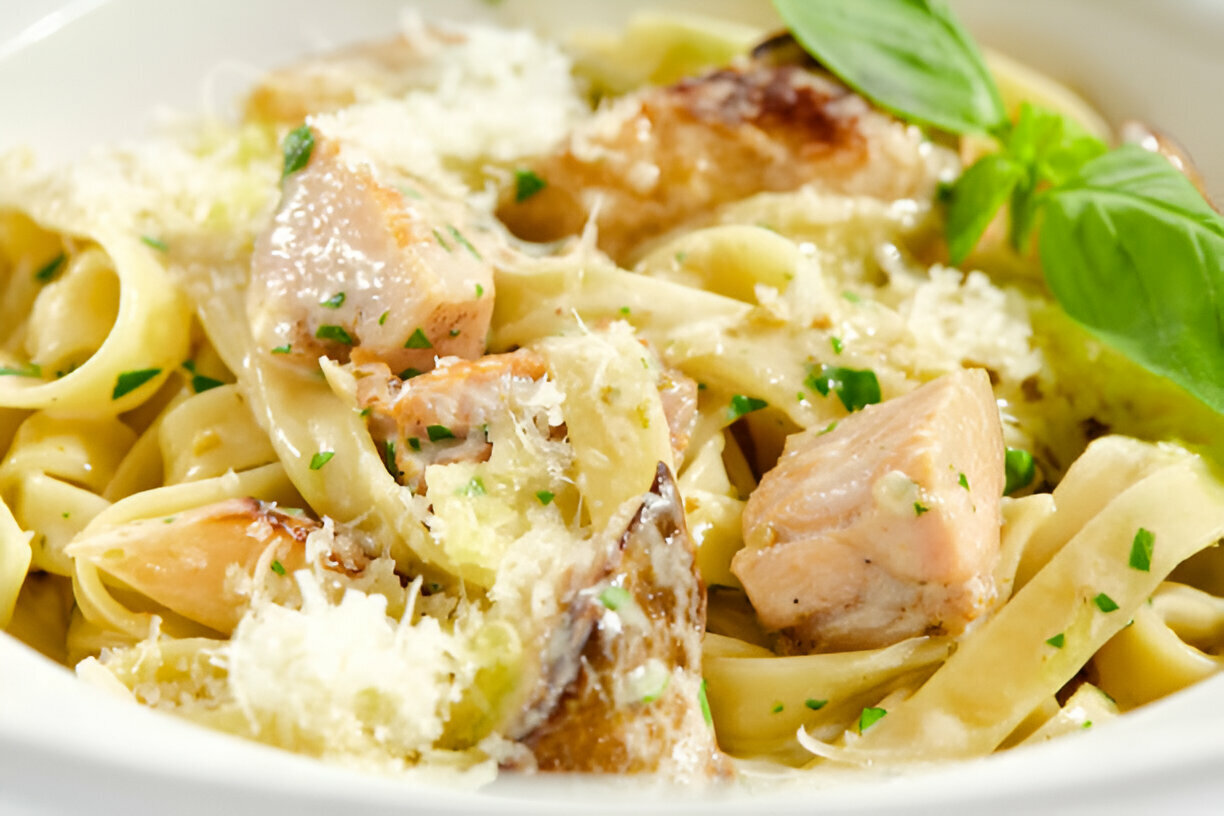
[732,369,1004,652]
[497,59,945,262]
[507,464,728,779]
[249,128,495,374]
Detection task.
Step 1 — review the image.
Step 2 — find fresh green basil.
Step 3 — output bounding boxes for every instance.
[772,0,1005,135]
[1040,146,1224,414]
[944,154,1024,264]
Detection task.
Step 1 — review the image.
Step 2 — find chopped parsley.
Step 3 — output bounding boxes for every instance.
[475,283,485,298]
[1093,592,1119,613]
[449,329,461,337]
[514,168,547,202]
[859,706,887,732]
[378,310,389,326]
[805,364,881,412]
[383,440,399,477]
[34,253,66,284]
[841,290,861,303]
[404,328,433,349]
[433,228,453,252]
[191,374,224,394]
[727,394,768,421]
[818,421,839,435]
[309,451,335,470]
[0,363,42,378]
[112,368,162,400]
[426,424,455,442]
[1129,527,1154,572]
[460,476,487,497]
[315,324,353,345]
[1046,633,1066,649]
[675,251,689,265]
[771,702,785,714]
[536,490,555,506]
[699,679,713,727]
[270,560,286,576]
[399,367,423,380]
[271,344,292,354]
[281,124,315,178]
[598,586,632,611]
[358,406,373,418]
[641,674,670,705]
[958,471,970,490]
[1003,448,1036,495]
[805,699,828,711]
[830,336,844,354]
[141,235,169,252]
[448,225,482,260]
[320,292,345,309]
[914,501,930,516]
[407,437,422,451]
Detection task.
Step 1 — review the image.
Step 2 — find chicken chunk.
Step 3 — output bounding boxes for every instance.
[506,464,728,779]
[249,128,494,374]
[65,499,363,634]
[497,59,944,262]
[731,369,1004,653]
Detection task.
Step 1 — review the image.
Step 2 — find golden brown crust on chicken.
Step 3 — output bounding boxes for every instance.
[497,61,939,262]
[511,464,729,779]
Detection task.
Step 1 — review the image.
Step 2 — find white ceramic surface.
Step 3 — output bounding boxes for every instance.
[1,2,1223,814]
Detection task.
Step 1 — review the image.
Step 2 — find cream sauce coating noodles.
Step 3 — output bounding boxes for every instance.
[2,10,1223,785]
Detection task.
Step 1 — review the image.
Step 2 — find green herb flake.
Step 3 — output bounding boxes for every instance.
[619,306,631,316]
[818,421,839,436]
[699,679,713,727]
[598,586,632,611]
[426,424,455,442]
[141,235,169,252]
[830,336,844,355]
[914,501,930,517]
[447,225,482,260]
[805,698,828,711]
[958,471,970,490]
[320,292,345,309]
[383,440,398,477]
[404,328,433,349]
[675,251,689,265]
[191,374,224,394]
[399,367,423,380]
[771,702,785,714]
[315,324,354,345]
[358,406,373,418]
[0,363,42,378]
[1046,633,1066,649]
[536,490,555,506]
[449,329,461,337]
[858,706,887,733]
[514,168,547,202]
[281,124,315,178]
[841,290,861,303]
[61,512,70,519]
[1003,448,1036,495]
[34,253,66,284]
[112,368,162,400]
[271,344,292,355]
[805,364,881,412]
[163,517,175,524]
[1093,592,1119,613]
[727,394,768,421]
[1083,720,1093,729]
[408,437,422,451]
[270,560,286,576]
[1129,527,1155,572]
[433,228,453,252]
[475,283,485,298]
[378,310,389,326]
[460,476,487,497]
[309,451,335,471]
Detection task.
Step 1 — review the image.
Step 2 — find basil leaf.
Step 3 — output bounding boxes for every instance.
[945,154,1025,265]
[773,0,1005,135]
[1040,146,1224,414]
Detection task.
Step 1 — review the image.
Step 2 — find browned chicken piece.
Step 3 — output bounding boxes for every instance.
[65,499,364,634]
[497,59,941,262]
[731,369,1005,653]
[244,32,461,125]
[248,127,494,375]
[356,350,702,490]
[505,464,728,779]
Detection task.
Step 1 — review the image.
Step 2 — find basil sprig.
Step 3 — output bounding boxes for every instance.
[772,0,1004,135]
[776,0,1224,415]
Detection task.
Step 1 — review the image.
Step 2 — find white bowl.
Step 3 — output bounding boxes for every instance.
[1,2,1222,814]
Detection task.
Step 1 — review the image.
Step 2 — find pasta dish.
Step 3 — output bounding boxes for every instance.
[2,1,1223,786]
